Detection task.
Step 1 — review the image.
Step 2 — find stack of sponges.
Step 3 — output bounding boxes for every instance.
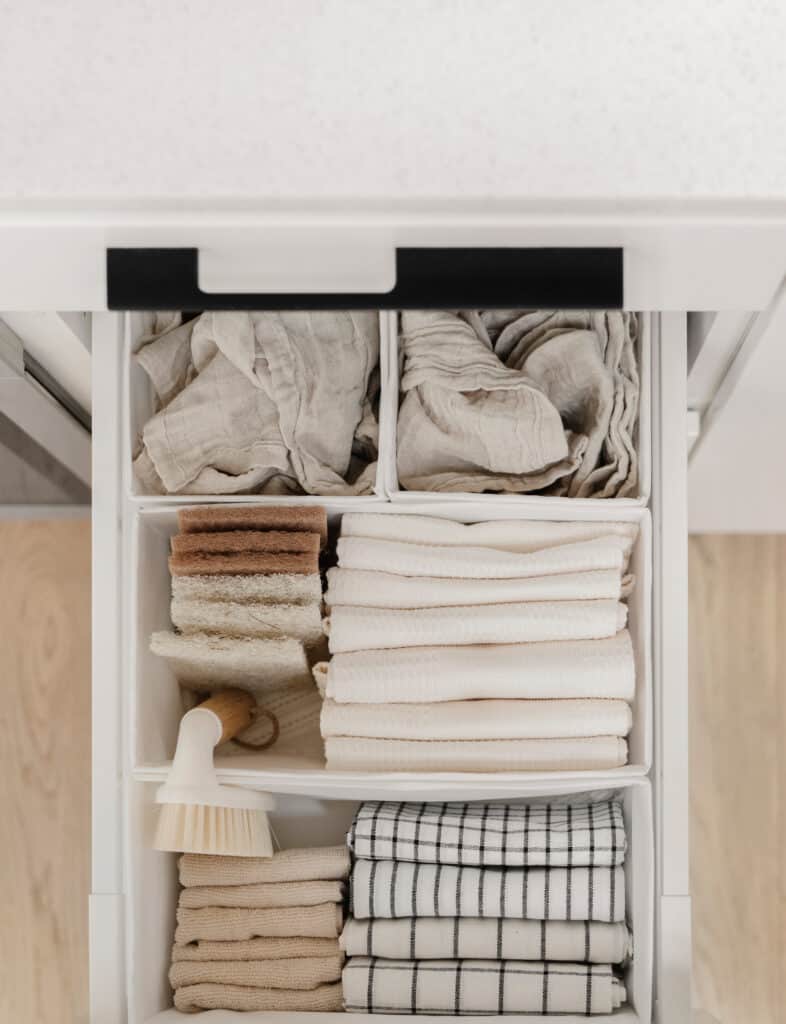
[151,505,328,756]
[341,799,631,1016]
[170,846,350,1013]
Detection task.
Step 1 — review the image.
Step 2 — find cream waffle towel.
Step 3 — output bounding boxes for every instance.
[320,698,632,741]
[174,981,343,1013]
[172,936,341,962]
[172,572,322,606]
[314,630,635,703]
[337,535,627,578]
[179,879,344,910]
[340,513,637,557]
[170,596,323,644]
[326,566,627,607]
[174,904,343,944]
[179,847,350,887]
[170,954,343,991]
[324,736,628,772]
[340,917,632,964]
[325,600,627,653]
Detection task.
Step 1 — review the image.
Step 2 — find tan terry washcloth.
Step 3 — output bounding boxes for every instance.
[174,980,343,1013]
[169,550,319,576]
[170,955,343,991]
[175,904,343,944]
[178,505,328,547]
[179,846,351,888]
[171,530,320,556]
[172,936,341,963]
[179,879,344,910]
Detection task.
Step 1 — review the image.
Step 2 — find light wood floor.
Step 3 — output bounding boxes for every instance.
[1,525,782,1022]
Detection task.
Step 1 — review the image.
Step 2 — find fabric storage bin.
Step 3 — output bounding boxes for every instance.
[124,311,394,503]
[384,311,651,508]
[130,499,650,786]
[124,781,653,1024]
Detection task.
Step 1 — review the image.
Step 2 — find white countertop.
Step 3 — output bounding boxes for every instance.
[2,0,784,202]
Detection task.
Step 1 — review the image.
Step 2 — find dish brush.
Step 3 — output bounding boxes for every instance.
[154,688,275,857]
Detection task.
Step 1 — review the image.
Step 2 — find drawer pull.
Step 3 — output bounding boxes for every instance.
[107,246,623,310]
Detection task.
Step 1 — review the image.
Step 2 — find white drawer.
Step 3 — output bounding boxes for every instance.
[89,296,690,1024]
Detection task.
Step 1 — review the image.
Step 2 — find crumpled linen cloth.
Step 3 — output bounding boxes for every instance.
[325,600,627,653]
[133,311,379,495]
[321,697,632,741]
[340,918,632,964]
[314,631,635,703]
[324,736,628,772]
[397,310,638,497]
[343,958,625,1015]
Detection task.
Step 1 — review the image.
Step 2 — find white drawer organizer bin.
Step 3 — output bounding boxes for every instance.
[126,781,653,1024]
[383,311,652,509]
[131,499,651,782]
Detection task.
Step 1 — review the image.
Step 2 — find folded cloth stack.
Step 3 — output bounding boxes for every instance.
[317,513,637,771]
[150,505,328,758]
[170,845,350,1013]
[342,799,631,1015]
[397,309,639,497]
[133,311,380,495]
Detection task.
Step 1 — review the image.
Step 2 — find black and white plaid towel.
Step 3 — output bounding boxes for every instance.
[348,799,626,868]
[340,917,633,965]
[343,958,626,1015]
[350,859,625,923]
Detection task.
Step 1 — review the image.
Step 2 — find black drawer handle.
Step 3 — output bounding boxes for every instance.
[107,246,623,311]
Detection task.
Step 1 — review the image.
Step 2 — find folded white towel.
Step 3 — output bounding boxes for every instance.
[172,573,323,605]
[341,513,638,557]
[314,630,635,703]
[337,535,627,579]
[324,736,628,772]
[325,600,627,653]
[340,917,633,964]
[350,859,626,922]
[343,958,626,1015]
[171,597,323,645]
[325,565,626,607]
[150,631,311,696]
[321,698,632,740]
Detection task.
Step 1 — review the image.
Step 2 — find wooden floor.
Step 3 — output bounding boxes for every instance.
[1,525,782,1022]
[0,519,91,1024]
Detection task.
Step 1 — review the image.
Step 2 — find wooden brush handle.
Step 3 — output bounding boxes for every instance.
[199,689,256,745]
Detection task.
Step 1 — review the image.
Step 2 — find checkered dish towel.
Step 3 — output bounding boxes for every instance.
[348,799,626,868]
[343,958,626,1015]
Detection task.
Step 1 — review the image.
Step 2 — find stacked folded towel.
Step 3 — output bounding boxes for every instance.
[170,845,350,1013]
[151,505,328,756]
[318,513,637,771]
[341,799,630,1015]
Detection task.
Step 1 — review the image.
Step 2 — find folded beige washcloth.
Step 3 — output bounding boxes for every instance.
[325,600,627,653]
[324,736,628,772]
[172,936,341,962]
[172,572,322,605]
[179,846,351,887]
[170,596,323,644]
[320,698,632,741]
[179,879,344,910]
[314,631,635,704]
[178,504,328,545]
[171,529,321,556]
[149,632,311,694]
[169,549,318,576]
[174,980,343,1013]
[175,904,343,944]
[169,955,343,991]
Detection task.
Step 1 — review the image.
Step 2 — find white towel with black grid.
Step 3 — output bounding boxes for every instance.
[350,860,626,923]
[348,799,626,868]
[342,957,626,1015]
[340,917,632,964]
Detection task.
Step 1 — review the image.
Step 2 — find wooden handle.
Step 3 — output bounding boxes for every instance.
[198,689,256,745]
